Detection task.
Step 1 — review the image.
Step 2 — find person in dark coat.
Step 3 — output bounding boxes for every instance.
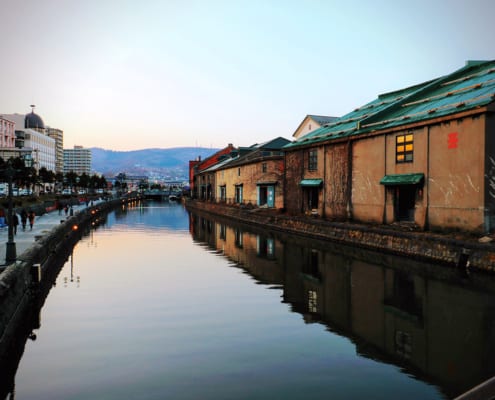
[11,213,19,235]
[21,209,28,231]
[28,210,36,230]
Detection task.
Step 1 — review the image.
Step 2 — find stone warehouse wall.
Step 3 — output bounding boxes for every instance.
[186,200,495,272]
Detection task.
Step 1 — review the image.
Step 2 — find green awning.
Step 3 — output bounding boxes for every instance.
[380,173,424,186]
[299,179,323,187]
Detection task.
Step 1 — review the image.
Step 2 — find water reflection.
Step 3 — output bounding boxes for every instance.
[4,203,494,399]
[0,213,108,400]
[189,211,495,398]
[115,199,189,233]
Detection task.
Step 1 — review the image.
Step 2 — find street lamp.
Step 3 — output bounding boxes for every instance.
[5,154,33,263]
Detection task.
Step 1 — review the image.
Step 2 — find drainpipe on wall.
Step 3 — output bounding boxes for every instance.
[383,134,387,224]
[346,139,353,220]
[323,144,326,218]
[425,125,430,231]
[301,150,305,214]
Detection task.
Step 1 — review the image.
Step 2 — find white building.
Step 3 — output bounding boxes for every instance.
[63,145,91,175]
[1,109,56,172]
[24,129,56,172]
[292,115,338,140]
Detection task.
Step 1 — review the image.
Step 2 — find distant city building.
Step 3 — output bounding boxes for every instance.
[63,145,91,175]
[46,127,64,173]
[23,129,56,172]
[0,115,16,149]
[1,107,56,171]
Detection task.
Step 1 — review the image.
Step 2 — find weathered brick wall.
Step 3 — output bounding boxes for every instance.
[284,150,304,214]
[428,117,486,232]
[352,135,386,223]
[324,142,349,219]
[216,158,284,207]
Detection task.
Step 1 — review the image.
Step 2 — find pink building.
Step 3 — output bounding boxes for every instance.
[0,115,16,149]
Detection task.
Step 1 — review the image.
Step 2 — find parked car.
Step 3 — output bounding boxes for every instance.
[19,189,32,196]
[62,189,72,195]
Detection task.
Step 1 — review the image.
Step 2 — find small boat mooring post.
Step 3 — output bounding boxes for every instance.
[31,263,41,284]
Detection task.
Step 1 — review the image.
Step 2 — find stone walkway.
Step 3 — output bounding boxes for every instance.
[0,201,102,266]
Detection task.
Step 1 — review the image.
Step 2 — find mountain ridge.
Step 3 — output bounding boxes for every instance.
[91,147,219,178]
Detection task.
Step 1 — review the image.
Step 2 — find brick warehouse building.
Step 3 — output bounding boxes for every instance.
[212,137,289,208]
[283,60,495,234]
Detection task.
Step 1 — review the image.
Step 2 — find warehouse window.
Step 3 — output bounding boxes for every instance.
[396,133,413,163]
[308,149,317,171]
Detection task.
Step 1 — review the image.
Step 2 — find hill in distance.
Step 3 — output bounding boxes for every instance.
[91,147,219,179]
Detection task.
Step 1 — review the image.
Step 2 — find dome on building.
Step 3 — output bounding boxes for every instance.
[24,105,45,130]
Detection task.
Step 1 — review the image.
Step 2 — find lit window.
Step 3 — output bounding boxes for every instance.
[308,290,317,313]
[396,133,413,163]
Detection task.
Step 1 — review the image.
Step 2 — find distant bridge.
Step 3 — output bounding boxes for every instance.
[143,189,183,201]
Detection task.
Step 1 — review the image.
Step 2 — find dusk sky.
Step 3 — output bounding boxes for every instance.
[0,0,493,151]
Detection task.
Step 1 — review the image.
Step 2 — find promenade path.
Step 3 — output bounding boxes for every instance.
[0,201,102,266]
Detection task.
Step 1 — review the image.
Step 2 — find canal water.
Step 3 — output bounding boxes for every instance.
[4,201,495,399]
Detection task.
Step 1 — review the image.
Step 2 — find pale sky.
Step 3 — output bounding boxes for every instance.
[0,0,493,151]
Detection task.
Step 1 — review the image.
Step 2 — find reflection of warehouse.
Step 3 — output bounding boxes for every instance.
[282,239,495,398]
[284,60,495,233]
[189,210,495,397]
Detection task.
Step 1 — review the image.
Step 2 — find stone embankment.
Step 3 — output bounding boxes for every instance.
[186,200,495,272]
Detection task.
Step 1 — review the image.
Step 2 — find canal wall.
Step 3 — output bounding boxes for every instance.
[185,200,495,272]
[0,196,139,367]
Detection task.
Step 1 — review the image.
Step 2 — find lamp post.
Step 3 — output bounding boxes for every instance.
[5,154,33,263]
[5,163,16,262]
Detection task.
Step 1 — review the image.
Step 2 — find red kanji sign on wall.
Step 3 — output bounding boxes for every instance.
[448,132,458,149]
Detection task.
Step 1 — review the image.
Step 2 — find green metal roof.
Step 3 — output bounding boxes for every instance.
[299,179,323,187]
[380,173,424,186]
[284,60,495,150]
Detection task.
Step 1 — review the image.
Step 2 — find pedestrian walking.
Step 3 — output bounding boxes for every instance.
[11,213,19,235]
[21,209,28,231]
[58,202,63,215]
[28,210,36,230]
[64,205,68,216]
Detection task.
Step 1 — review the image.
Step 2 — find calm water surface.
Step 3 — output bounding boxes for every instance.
[7,201,495,399]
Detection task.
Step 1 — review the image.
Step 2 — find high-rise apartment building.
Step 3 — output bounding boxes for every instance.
[63,145,91,175]
[46,127,64,173]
